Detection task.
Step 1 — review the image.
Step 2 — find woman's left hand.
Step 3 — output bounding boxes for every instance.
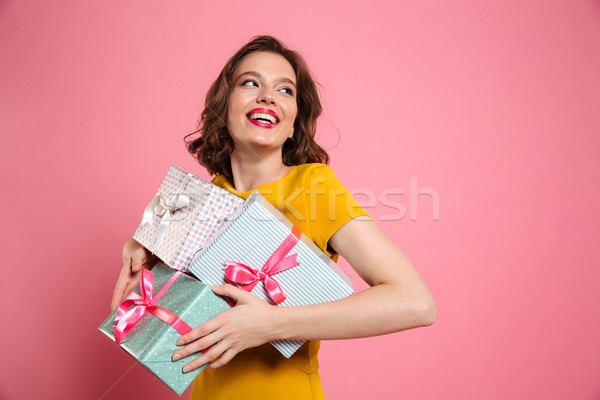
[172,284,279,372]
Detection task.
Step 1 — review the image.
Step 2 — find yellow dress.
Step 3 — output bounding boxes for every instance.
[189,163,370,400]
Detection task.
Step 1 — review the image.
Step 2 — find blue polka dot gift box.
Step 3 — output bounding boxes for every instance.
[98,262,230,396]
[133,165,244,272]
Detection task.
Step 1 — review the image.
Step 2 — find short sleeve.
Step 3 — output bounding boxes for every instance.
[304,165,371,256]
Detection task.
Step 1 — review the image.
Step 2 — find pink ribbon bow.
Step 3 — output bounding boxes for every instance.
[113,269,192,344]
[223,226,302,304]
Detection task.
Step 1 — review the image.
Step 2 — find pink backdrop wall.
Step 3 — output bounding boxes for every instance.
[1,1,599,399]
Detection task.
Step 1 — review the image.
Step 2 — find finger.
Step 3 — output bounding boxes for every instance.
[206,348,237,369]
[181,341,229,374]
[211,284,255,304]
[111,262,143,310]
[173,329,221,362]
[111,266,131,311]
[110,290,122,312]
[176,318,221,347]
[131,250,145,273]
[124,278,140,299]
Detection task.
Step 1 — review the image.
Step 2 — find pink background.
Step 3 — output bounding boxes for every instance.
[1,1,599,399]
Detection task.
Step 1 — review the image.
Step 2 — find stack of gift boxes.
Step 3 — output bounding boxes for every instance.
[98,165,354,395]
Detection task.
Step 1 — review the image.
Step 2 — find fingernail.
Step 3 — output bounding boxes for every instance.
[176,339,184,346]
[172,353,181,361]
[182,365,191,373]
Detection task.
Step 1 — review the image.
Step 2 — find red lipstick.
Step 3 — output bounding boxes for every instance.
[246,108,280,129]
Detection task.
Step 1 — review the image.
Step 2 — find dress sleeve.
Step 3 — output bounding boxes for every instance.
[305,165,371,256]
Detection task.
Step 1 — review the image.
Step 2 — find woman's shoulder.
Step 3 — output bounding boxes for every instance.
[290,163,338,182]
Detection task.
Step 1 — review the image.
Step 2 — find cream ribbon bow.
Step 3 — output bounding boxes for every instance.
[142,193,190,224]
[141,188,191,251]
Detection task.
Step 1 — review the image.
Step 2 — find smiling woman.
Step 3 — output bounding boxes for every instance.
[111,35,435,400]
[226,52,297,159]
[185,36,328,184]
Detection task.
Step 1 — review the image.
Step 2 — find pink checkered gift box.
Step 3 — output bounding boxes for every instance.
[133,165,244,271]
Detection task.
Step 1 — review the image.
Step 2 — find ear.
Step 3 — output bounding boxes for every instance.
[288,128,294,139]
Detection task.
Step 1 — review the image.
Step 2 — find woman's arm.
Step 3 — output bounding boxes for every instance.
[173,217,435,371]
[273,216,436,340]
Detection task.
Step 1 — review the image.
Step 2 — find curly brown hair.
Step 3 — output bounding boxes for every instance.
[185,35,329,178]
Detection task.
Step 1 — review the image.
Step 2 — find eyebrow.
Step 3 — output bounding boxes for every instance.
[236,71,296,87]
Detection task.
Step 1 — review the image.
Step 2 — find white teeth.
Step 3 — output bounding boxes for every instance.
[247,113,278,124]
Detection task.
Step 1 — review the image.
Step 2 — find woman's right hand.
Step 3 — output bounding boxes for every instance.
[111,238,157,311]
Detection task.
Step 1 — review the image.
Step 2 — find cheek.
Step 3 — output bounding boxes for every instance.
[227,101,244,125]
[225,108,234,127]
[227,91,244,115]
[284,103,298,125]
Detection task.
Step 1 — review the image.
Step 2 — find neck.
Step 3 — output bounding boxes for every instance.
[229,147,295,192]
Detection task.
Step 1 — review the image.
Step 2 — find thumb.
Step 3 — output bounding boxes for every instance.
[212,284,254,304]
[131,250,147,273]
[131,260,142,273]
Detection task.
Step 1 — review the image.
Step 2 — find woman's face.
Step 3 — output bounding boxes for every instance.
[226,51,298,153]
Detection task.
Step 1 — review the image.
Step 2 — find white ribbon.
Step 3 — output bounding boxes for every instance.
[141,173,193,251]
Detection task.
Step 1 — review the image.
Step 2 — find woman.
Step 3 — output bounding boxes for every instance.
[112,35,436,399]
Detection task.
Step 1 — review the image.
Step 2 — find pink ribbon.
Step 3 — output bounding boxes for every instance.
[113,269,192,344]
[223,226,302,304]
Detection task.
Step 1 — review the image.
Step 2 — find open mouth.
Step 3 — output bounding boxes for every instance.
[246,108,280,128]
[247,113,278,124]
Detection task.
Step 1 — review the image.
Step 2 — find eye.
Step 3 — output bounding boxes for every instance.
[242,79,258,87]
[279,87,294,96]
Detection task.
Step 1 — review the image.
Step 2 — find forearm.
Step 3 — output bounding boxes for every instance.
[272,282,436,341]
[174,271,435,371]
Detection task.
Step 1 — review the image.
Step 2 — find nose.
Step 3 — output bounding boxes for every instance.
[257,87,276,105]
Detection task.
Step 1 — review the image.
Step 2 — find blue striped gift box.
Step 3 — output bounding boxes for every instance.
[188,191,354,358]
